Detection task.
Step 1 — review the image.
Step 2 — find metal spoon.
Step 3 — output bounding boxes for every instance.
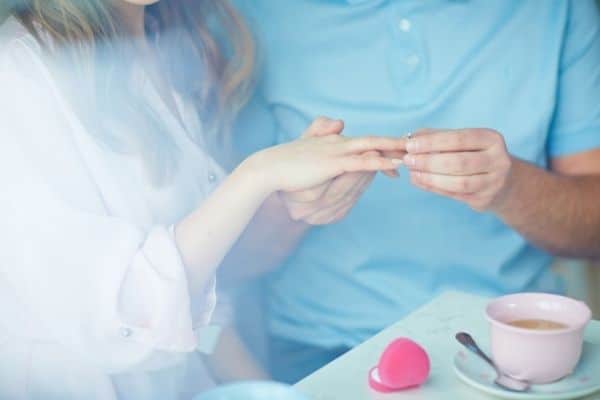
[455,332,530,392]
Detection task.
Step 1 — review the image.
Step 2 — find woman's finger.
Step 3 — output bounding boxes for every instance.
[410,171,491,194]
[342,136,407,154]
[380,150,407,159]
[341,154,402,172]
[380,150,404,177]
[403,151,493,175]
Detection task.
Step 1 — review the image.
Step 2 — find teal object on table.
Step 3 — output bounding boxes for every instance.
[194,381,308,400]
[295,291,600,399]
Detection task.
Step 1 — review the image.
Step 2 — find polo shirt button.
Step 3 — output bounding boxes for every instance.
[398,18,411,33]
[119,327,133,338]
[208,172,216,183]
[405,54,420,67]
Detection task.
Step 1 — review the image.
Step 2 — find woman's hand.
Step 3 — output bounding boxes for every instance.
[241,127,404,197]
[403,128,513,211]
[279,117,401,225]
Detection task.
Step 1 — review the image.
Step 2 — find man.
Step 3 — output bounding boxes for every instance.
[231,0,600,383]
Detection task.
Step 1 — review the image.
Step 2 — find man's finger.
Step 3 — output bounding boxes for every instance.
[303,191,358,225]
[284,183,329,204]
[300,151,376,205]
[302,193,351,225]
[403,151,492,175]
[410,171,491,194]
[322,171,371,204]
[303,116,344,138]
[406,129,500,154]
[410,178,474,202]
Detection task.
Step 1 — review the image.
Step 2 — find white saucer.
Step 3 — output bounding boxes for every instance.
[453,341,600,400]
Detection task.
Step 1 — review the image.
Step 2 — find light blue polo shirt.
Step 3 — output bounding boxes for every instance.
[232,0,600,348]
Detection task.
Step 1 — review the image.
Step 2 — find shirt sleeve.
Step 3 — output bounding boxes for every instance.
[547,0,600,157]
[0,38,214,373]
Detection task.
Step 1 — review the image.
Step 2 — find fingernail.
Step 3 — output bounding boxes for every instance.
[403,154,415,167]
[392,158,403,165]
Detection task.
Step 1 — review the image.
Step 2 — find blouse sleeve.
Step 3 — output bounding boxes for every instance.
[0,37,215,373]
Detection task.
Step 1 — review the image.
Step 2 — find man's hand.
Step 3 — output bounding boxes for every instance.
[282,117,400,225]
[403,128,513,211]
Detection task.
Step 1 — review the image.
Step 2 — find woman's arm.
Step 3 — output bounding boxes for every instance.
[217,194,309,285]
[203,326,271,383]
[216,118,344,284]
[175,132,405,301]
[175,160,272,296]
[217,117,404,285]
[0,40,403,374]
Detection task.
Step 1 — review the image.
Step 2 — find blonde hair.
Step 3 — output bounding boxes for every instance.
[8,0,254,184]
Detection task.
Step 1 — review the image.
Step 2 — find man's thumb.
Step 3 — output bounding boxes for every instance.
[303,116,344,137]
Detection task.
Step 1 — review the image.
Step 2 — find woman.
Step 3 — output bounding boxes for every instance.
[0,0,404,399]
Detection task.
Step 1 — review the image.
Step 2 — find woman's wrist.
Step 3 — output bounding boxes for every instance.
[174,154,275,279]
[236,150,279,196]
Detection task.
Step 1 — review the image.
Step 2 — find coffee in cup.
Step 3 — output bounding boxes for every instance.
[506,319,568,330]
[486,293,591,384]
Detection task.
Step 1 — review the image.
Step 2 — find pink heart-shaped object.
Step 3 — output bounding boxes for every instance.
[368,337,430,392]
[368,367,397,393]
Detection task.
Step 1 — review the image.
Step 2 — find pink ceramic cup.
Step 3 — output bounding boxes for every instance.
[486,293,591,384]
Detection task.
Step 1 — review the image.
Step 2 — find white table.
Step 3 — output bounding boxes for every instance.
[295,291,600,400]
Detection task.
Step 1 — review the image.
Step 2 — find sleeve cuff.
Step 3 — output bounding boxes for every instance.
[116,226,217,353]
[548,126,600,157]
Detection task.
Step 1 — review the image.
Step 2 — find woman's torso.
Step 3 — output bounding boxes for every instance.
[0,17,224,400]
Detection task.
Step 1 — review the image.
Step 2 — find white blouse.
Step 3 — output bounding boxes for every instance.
[0,18,225,400]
